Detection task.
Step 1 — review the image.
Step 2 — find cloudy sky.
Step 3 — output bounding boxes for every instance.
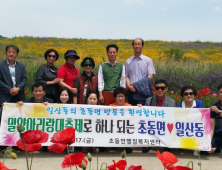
[0,0,221,42]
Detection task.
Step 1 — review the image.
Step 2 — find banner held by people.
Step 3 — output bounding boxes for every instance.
[0,103,211,151]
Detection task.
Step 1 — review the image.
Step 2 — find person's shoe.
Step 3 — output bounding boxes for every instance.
[125,147,132,153]
[164,147,171,152]
[68,146,75,153]
[214,149,221,155]
[193,150,199,157]
[99,147,107,152]
[42,146,49,152]
[200,151,210,155]
[110,147,117,150]
[142,147,151,153]
[1,148,10,158]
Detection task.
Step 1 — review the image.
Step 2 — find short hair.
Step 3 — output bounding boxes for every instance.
[113,87,127,98]
[181,85,197,96]
[57,87,72,103]
[31,82,46,92]
[5,45,19,53]
[106,44,118,52]
[81,57,95,69]
[155,79,168,87]
[218,83,222,91]
[86,91,99,104]
[132,38,144,46]
[44,49,59,61]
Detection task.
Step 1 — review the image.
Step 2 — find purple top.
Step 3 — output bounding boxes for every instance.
[125,54,155,84]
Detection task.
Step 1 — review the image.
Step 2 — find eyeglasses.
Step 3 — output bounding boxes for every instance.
[155,86,166,90]
[84,64,92,67]
[47,55,56,58]
[184,92,194,96]
[116,95,125,98]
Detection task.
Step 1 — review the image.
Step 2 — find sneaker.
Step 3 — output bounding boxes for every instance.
[125,147,132,153]
[200,151,210,155]
[142,147,151,153]
[68,146,75,153]
[214,150,221,155]
[164,147,171,152]
[193,150,199,157]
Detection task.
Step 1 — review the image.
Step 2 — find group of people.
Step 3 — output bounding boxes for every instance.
[0,38,221,157]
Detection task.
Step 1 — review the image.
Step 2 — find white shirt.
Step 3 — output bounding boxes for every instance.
[181,100,197,108]
[7,60,16,88]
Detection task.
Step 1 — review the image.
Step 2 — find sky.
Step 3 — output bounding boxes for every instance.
[0,0,221,42]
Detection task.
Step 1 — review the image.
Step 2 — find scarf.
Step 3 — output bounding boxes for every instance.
[82,71,95,86]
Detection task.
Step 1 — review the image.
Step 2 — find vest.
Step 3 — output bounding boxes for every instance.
[101,62,123,91]
[77,74,98,104]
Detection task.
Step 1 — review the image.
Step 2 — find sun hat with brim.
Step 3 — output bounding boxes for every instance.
[64,51,80,60]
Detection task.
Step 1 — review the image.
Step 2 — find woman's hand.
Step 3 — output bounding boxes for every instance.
[70,88,78,94]
[137,104,142,107]
[52,78,59,84]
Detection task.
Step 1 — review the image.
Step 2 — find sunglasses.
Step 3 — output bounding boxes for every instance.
[155,86,166,90]
[84,64,92,67]
[184,92,194,96]
[47,55,56,58]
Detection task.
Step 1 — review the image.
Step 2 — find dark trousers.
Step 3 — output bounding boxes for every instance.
[212,132,222,150]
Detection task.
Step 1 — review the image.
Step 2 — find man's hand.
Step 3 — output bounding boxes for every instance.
[137,104,142,107]
[43,102,49,105]
[70,88,78,94]
[17,101,24,105]
[99,94,104,104]
[128,85,136,92]
[210,106,220,113]
[9,87,20,96]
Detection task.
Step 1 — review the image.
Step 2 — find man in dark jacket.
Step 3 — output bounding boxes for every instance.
[19,82,53,104]
[0,45,27,153]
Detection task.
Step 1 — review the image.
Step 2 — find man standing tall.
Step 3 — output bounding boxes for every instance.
[125,38,155,106]
[0,45,27,153]
[0,45,27,104]
[98,44,126,105]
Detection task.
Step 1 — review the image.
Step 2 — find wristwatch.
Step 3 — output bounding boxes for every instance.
[219,110,222,116]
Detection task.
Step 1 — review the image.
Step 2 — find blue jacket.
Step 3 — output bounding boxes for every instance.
[177,99,204,108]
[133,77,153,101]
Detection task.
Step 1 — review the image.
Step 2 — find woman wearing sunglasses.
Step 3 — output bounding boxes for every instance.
[177,85,204,108]
[36,49,59,102]
[73,57,98,104]
[177,85,204,157]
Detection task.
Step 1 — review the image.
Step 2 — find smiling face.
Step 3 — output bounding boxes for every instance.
[87,93,98,105]
[115,93,126,106]
[183,89,194,102]
[83,63,93,74]
[154,83,168,98]
[6,47,18,64]
[47,52,57,65]
[33,86,45,102]
[60,90,69,103]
